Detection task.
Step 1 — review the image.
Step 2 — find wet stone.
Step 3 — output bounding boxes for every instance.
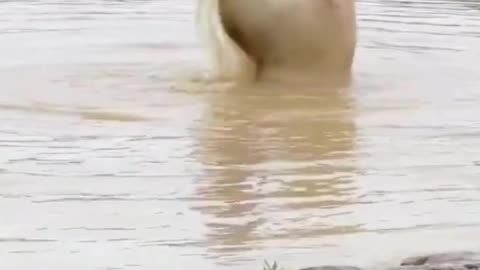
[299,252,480,270]
[299,266,363,270]
[395,252,480,270]
[388,267,428,270]
[401,252,480,266]
[390,266,468,270]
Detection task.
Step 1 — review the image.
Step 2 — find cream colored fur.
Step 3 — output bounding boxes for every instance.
[195,0,256,82]
[196,0,357,85]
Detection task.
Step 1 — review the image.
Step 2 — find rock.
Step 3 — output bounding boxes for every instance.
[464,264,480,270]
[388,267,429,270]
[390,266,469,270]
[401,252,480,266]
[392,251,480,270]
[298,251,480,270]
[300,266,363,270]
[401,256,429,266]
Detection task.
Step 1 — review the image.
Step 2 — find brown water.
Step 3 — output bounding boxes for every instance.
[1,1,480,269]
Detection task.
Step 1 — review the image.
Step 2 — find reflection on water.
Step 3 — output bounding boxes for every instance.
[1,0,480,270]
[193,85,358,256]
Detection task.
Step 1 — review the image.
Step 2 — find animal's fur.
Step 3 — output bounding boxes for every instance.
[196,0,357,85]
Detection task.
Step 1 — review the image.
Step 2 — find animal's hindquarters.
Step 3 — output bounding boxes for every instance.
[196,0,357,86]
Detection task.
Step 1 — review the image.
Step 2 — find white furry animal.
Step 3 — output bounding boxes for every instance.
[196,0,357,85]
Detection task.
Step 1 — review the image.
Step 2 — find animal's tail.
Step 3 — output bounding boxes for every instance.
[195,0,256,81]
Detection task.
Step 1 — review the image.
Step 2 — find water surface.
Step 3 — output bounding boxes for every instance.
[1,1,480,269]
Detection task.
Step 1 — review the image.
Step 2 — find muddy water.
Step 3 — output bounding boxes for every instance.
[1,1,480,269]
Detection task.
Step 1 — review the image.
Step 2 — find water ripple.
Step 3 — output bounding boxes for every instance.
[1,1,480,270]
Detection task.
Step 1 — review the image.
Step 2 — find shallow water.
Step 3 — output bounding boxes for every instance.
[1,0,480,269]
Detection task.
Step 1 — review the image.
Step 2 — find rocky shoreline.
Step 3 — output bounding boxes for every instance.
[300,251,480,270]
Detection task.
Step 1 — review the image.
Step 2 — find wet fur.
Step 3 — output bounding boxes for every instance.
[196,0,357,85]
